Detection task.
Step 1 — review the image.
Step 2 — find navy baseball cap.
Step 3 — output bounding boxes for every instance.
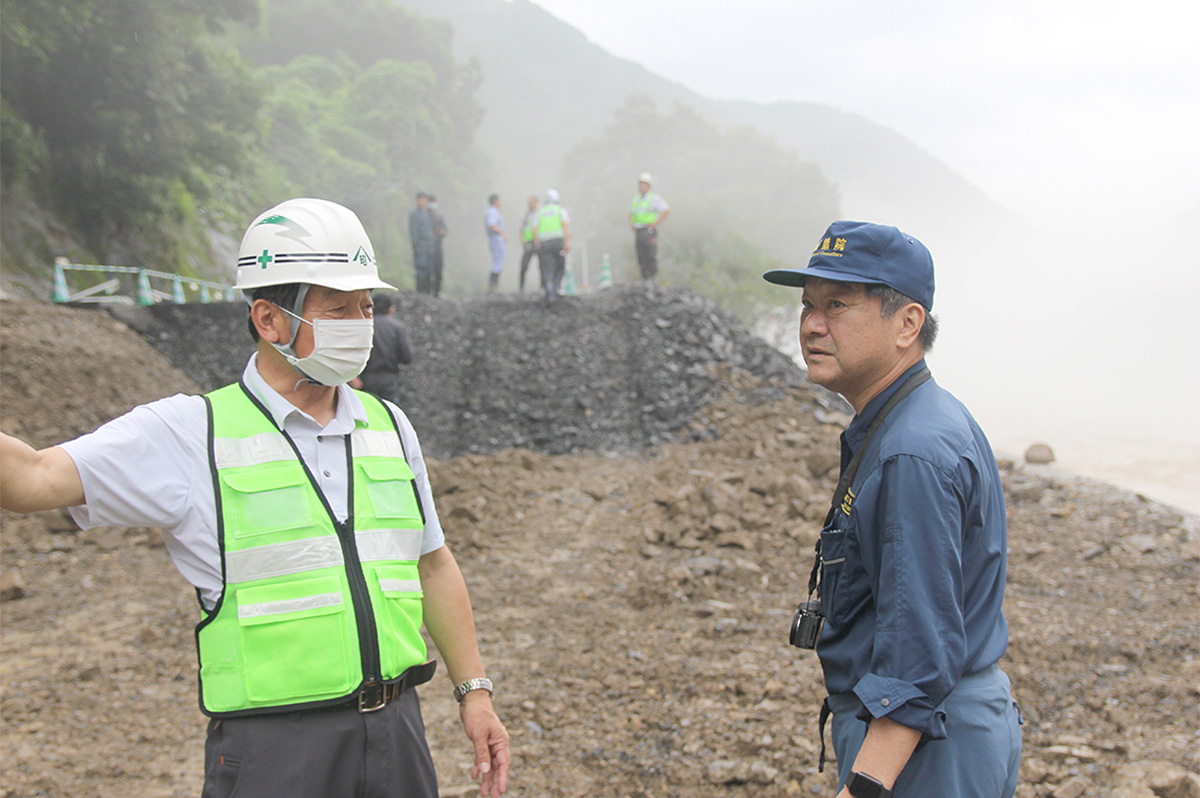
[763,220,935,310]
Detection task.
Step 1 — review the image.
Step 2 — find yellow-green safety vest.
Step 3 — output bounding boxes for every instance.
[520,211,537,243]
[537,204,564,240]
[195,383,428,716]
[631,193,659,227]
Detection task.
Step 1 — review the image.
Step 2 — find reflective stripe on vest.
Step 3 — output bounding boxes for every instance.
[537,204,564,240]
[196,383,428,716]
[631,193,658,226]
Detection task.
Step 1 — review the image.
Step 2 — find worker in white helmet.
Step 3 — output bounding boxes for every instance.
[629,172,670,282]
[0,198,511,798]
[531,188,572,304]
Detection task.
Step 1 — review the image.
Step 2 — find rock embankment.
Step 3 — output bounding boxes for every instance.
[106,284,835,457]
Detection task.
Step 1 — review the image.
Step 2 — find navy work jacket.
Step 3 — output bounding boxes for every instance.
[817,360,1010,740]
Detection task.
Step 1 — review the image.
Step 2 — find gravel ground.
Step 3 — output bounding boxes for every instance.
[1,293,1197,798]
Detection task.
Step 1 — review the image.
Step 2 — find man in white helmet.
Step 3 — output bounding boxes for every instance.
[629,172,670,282]
[0,198,511,798]
[531,188,571,304]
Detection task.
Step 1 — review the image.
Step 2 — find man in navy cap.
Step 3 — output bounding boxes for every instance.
[764,221,1021,798]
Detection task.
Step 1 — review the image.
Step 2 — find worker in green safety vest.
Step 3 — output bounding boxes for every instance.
[0,198,511,798]
[532,188,571,304]
[629,172,671,282]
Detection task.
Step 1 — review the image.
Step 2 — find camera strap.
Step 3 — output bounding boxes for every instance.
[806,366,931,599]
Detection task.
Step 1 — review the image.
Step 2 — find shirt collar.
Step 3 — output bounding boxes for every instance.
[843,358,929,450]
[241,353,368,434]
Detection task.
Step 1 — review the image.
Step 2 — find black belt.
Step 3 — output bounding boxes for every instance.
[354,661,438,713]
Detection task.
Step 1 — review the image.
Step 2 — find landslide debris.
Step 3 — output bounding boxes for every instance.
[1,293,1196,798]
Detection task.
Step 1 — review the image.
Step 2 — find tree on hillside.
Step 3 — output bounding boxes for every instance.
[241,0,488,290]
[0,0,261,273]
[559,95,840,320]
[0,0,489,295]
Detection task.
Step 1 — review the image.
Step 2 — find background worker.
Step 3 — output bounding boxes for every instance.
[485,194,507,292]
[517,194,539,292]
[532,189,571,304]
[763,221,1020,798]
[0,198,510,798]
[628,172,670,282]
[409,192,438,295]
[354,290,413,405]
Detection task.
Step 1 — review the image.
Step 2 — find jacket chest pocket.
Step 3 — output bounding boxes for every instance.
[819,523,853,627]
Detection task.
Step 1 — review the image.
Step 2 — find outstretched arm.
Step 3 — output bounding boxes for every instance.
[0,433,84,513]
[420,544,510,796]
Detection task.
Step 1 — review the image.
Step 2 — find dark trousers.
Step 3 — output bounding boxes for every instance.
[432,245,444,297]
[413,250,435,295]
[538,240,566,301]
[635,226,658,281]
[828,665,1021,798]
[202,689,438,798]
[519,241,537,291]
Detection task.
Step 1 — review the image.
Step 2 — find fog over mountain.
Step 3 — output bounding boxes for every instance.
[397,0,1199,512]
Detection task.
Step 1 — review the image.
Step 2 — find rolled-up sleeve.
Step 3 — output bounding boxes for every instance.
[851,454,966,739]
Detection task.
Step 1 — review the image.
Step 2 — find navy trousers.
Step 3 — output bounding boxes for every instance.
[829,665,1021,798]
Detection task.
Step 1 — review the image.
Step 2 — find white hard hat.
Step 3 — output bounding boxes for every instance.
[638,172,653,185]
[236,198,397,293]
[544,189,560,204]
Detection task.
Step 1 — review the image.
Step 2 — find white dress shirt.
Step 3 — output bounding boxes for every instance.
[61,354,445,608]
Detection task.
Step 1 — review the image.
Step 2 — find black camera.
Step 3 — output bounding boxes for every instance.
[789,599,824,649]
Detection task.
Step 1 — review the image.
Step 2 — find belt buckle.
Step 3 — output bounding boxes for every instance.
[358,682,386,713]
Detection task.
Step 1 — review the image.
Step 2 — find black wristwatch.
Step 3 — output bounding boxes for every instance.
[845,771,892,798]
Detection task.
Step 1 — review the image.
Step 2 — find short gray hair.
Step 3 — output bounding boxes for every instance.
[864,284,939,351]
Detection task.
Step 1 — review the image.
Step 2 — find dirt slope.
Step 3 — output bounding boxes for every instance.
[1,296,1196,798]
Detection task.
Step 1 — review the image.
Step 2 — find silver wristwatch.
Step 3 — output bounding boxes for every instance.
[453,677,494,703]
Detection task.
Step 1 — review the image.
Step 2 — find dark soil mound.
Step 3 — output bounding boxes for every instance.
[106,284,839,458]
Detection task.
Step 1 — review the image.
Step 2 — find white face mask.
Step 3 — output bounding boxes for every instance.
[273,315,375,386]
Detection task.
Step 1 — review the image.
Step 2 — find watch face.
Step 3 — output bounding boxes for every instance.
[847,772,887,798]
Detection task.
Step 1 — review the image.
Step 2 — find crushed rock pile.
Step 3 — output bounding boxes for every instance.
[0,294,1197,798]
[106,284,838,458]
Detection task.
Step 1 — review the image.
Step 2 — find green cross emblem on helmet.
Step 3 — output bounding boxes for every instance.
[257,250,273,268]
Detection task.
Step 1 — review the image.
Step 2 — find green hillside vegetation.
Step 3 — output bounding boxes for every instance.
[3,0,852,322]
[0,0,487,292]
[1,0,261,278]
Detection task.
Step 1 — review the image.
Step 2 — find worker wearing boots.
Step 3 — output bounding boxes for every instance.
[0,198,510,798]
[629,172,670,282]
[764,221,1021,798]
[533,189,571,304]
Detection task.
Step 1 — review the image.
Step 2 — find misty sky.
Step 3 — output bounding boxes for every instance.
[531,0,1199,233]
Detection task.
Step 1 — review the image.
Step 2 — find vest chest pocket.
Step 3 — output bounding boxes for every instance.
[358,460,421,522]
[220,465,315,538]
[235,575,354,703]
